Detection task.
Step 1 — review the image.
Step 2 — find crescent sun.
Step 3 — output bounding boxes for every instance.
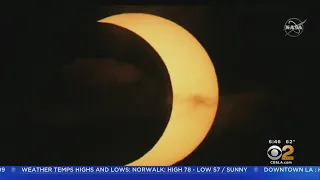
[98,13,219,166]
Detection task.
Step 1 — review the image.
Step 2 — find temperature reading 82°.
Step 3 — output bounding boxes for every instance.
[286,140,295,144]
[0,167,5,173]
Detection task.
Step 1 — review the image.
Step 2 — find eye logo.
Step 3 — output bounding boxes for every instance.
[267,145,294,161]
[267,145,282,160]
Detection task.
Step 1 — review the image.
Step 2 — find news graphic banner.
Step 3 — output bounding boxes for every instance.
[0,166,319,180]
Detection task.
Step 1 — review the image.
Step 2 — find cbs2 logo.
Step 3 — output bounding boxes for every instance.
[267,145,294,161]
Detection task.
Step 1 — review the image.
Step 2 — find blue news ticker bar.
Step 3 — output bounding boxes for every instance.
[0,166,319,180]
[0,166,319,174]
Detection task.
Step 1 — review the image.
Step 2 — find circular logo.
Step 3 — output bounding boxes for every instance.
[267,145,282,160]
[284,18,306,37]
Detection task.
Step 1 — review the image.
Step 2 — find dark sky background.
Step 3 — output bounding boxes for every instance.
[1,4,318,165]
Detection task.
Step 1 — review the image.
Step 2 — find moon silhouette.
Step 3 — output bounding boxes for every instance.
[98,13,219,166]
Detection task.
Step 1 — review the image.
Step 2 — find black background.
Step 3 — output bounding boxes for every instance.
[1,4,318,165]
